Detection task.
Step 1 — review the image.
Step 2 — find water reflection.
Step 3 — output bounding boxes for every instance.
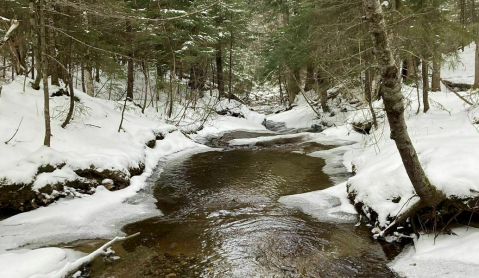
[108,149,400,277]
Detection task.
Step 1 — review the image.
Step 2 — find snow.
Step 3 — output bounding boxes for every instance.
[279,182,357,223]
[0,248,83,278]
[266,95,318,129]
[229,132,313,146]
[442,43,476,85]
[0,77,213,277]
[389,227,479,278]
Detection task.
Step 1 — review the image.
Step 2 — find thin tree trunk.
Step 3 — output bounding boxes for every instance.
[365,68,378,129]
[363,0,445,217]
[278,70,284,105]
[316,68,329,113]
[81,61,86,93]
[85,62,94,96]
[474,41,479,89]
[304,64,315,92]
[49,1,59,86]
[406,54,416,84]
[30,0,42,90]
[126,20,134,100]
[216,43,225,98]
[286,68,301,107]
[228,33,233,100]
[422,59,430,112]
[40,0,51,147]
[431,55,441,92]
[141,62,149,114]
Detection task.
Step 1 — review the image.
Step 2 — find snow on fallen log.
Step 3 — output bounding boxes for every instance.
[0,17,20,46]
[36,233,140,278]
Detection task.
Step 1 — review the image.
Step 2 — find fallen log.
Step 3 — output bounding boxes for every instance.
[51,232,140,278]
[441,79,474,106]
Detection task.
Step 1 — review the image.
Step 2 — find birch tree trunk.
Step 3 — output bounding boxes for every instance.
[422,59,430,112]
[362,0,445,214]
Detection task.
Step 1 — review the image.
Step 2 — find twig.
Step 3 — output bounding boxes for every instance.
[5,117,23,144]
[434,210,462,242]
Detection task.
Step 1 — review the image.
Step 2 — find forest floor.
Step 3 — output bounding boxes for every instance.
[1,45,479,277]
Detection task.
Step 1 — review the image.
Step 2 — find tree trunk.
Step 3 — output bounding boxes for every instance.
[81,61,86,93]
[286,68,300,107]
[475,41,479,89]
[40,0,51,147]
[49,1,59,86]
[431,55,441,92]
[362,0,444,212]
[422,59,430,112]
[85,63,94,96]
[364,68,378,129]
[141,62,148,114]
[316,68,329,113]
[216,43,225,98]
[406,54,416,84]
[30,0,42,90]
[126,20,134,100]
[304,64,315,92]
[228,32,233,99]
[95,63,100,83]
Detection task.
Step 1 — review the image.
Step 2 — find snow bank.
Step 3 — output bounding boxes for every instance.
[389,227,479,278]
[0,248,83,278]
[0,77,212,277]
[347,87,479,228]
[279,182,357,223]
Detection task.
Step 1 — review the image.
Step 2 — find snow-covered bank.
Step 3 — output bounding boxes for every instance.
[0,77,256,277]
[389,227,479,278]
[275,43,479,277]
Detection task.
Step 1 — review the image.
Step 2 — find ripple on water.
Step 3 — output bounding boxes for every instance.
[87,145,400,277]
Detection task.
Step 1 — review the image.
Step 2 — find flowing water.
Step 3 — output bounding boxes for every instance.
[80,132,401,278]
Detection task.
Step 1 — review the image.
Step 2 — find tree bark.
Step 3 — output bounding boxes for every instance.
[216,43,225,98]
[40,0,51,147]
[362,0,444,210]
[30,0,42,89]
[422,59,430,112]
[431,55,441,92]
[49,1,59,86]
[475,42,479,89]
[304,64,315,92]
[126,20,134,100]
[286,68,301,107]
[406,54,416,84]
[316,68,329,113]
[365,67,378,129]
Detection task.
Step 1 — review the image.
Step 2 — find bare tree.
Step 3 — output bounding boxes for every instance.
[362,0,445,232]
[40,0,51,146]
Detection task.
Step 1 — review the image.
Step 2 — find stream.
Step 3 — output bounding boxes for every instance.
[74,131,402,278]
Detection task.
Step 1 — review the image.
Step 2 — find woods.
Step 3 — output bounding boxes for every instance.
[1,0,479,277]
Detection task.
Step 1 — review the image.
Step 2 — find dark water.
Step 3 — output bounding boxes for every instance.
[85,141,401,278]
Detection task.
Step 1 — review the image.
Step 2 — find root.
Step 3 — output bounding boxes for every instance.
[382,199,424,237]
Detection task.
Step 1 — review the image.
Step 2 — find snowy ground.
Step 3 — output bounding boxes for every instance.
[278,44,479,277]
[0,77,267,278]
[1,44,479,277]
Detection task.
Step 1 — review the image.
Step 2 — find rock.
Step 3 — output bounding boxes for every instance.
[352,121,373,134]
[308,124,324,133]
[168,274,177,277]
[102,179,115,190]
[146,139,156,149]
